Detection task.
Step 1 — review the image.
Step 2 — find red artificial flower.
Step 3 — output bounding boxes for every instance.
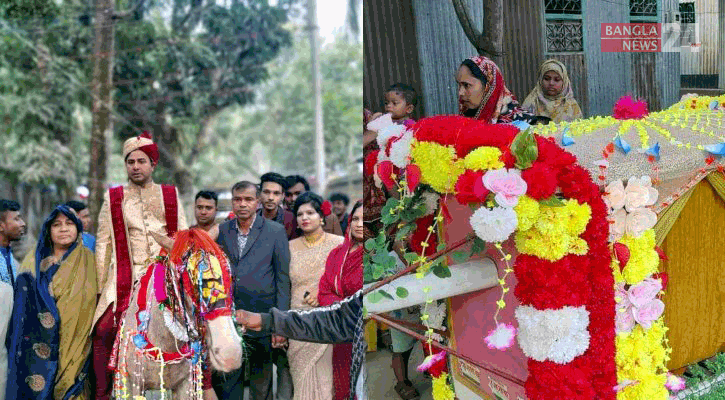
[521,161,557,200]
[500,147,517,168]
[406,164,421,192]
[452,124,519,157]
[377,160,396,190]
[364,150,379,176]
[409,214,438,256]
[613,243,630,270]
[706,156,716,165]
[454,170,488,205]
[321,201,332,217]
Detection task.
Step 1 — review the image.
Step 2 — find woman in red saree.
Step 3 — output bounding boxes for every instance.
[457,55,534,124]
[318,200,363,400]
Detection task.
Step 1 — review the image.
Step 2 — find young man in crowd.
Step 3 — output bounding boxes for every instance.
[191,190,220,240]
[329,193,350,233]
[65,200,96,251]
[215,181,291,400]
[285,175,343,236]
[257,172,296,399]
[0,200,26,286]
[259,172,298,240]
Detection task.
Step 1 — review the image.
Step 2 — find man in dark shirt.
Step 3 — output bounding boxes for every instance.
[329,193,350,233]
[0,199,26,286]
[259,172,298,240]
[215,181,291,400]
[256,172,296,399]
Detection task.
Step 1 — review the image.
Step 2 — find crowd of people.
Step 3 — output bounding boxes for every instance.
[0,133,364,400]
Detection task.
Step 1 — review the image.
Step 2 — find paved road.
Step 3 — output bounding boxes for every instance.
[366,345,433,400]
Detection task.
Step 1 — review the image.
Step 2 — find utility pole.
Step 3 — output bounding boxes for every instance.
[307,0,326,195]
[88,0,115,234]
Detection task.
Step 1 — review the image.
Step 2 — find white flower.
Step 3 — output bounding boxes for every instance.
[608,208,627,242]
[376,123,407,157]
[515,305,590,364]
[421,191,440,217]
[625,207,657,237]
[469,206,518,243]
[624,176,658,212]
[484,323,517,351]
[366,113,394,132]
[604,180,625,211]
[388,129,414,169]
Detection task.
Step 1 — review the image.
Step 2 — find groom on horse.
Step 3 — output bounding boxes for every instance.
[91,133,189,400]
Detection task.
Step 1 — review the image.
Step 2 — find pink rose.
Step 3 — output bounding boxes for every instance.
[625,207,657,237]
[608,208,627,242]
[616,306,635,333]
[627,278,662,308]
[604,180,625,211]
[624,176,658,212]
[633,299,664,329]
[665,373,686,392]
[482,168,527,208]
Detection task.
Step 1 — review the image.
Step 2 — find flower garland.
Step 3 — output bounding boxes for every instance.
[370,115,617,400]
[604,177,678,400]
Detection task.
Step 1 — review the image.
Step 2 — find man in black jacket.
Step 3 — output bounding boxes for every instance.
[235,290,366,400]
[215,181,291,400]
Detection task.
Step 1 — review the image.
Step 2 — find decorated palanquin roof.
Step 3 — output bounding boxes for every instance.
[530,95,725,213]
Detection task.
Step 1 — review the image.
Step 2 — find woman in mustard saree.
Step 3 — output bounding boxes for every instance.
[6,205,97,400]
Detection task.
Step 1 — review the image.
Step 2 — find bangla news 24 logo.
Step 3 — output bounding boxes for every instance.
[601,22,701,53]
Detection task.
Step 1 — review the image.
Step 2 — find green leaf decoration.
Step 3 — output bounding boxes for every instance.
[510,128,539,170]
[396,287,409,298]
[372,264,385,280]
[539,195,565,207]
[364,238,376,251]
[379,290,395,301]
[367,291,384,303]
[436,242,446,252]
[404,252,419,263]
[450,251,468,264]
[432,264,452,278]
[470,237,487,256]
[395,223,415,241]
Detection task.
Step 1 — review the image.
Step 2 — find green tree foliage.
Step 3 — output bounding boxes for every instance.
[195,29,362,188]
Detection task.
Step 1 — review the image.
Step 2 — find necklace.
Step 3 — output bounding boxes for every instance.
[303,231,325,248]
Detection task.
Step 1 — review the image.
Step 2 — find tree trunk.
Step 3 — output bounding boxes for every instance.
[481,0,503,66]
[88,0,115,235]
[307,0,326,195]
[451,0,504,65]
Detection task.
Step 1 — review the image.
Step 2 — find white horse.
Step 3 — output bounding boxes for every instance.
[113,230,242,399]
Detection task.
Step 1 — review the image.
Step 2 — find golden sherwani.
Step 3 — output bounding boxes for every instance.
[92,181,187,327]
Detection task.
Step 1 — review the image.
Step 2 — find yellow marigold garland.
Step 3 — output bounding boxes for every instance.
[462,146,504,171]
[618,230,659,284]
[515,200,591,261]
[409,140,464,193]
[432,373,456,400]
[513,195,540,231]
[615,319,671,400]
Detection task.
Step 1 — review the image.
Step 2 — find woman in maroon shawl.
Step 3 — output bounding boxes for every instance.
[318,200,363,400]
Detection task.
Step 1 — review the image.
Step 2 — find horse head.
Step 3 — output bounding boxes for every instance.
[168,229,242,373]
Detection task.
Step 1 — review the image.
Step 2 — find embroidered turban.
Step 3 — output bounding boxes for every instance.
[123,132,159,164]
